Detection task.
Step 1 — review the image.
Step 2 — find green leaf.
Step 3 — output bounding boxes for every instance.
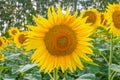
[5,53,21,59]
[113,37,120,44]
[76,73,95,80]
[110,64,120,72]
[81,59,99,67]
[0,66,10,72]
[3,78,14,80]
[16,64,37,73]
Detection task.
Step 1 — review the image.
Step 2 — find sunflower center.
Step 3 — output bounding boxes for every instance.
[44,25,77,56]
[83,11,96,25]
[18,34,27,44]
[57,36,68,48]
[12,30,17,35]
[112,11,120,29]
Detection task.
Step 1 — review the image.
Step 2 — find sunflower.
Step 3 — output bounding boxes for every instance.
[14,32,27,48]
[0,37,5,50]
[25,5,94,73]
[100,12,108,30]
[106,3,120,36]
[8,27,20,37]
[2,36,9,44]
[0,54,4,61]
[80,8,101,31]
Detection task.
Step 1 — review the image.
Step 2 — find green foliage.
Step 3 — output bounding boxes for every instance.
[0,43,49,80]
[76,73,95,80]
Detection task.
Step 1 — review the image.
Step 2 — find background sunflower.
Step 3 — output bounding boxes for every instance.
[8,27,20,38]
[80,8,101,32]
[0,54,4,61]
[0,37,5,50]
[14,32,27,48]
[106,3,120,36]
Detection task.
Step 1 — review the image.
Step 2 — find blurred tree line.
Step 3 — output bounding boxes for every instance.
[0,0,119,36]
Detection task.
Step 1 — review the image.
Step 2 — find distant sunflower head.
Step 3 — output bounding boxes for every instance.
[7,38,14,44]
[25,5,94,73]
[0,37,5,50]
[8,27,20,37]
[106,3,120,36]
[80,8,101,31]
[14,32,27,48]
[2,36,9,44]
[100,12,108,30]
[0,54,4,61]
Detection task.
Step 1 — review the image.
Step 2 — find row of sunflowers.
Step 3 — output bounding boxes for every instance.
[0,2,120,80]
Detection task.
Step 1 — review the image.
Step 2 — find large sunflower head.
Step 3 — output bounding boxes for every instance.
[80,8,101,31]
[106,3,120,36]
[14,32,27,48]
[0,54,4,61]
[0,37,5,50]
[8,27,20,37]
[25,5,94,73]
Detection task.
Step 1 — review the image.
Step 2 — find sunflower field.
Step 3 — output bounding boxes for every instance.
[1,0,120,80]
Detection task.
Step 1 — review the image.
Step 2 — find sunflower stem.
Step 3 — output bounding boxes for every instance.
[111,72,117,80]
[54,68,58,80]
[0,71,1,80]
[108,34,113,80]
[0,60,3,79]
[100,51,109,64]
[48,73,53,80]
